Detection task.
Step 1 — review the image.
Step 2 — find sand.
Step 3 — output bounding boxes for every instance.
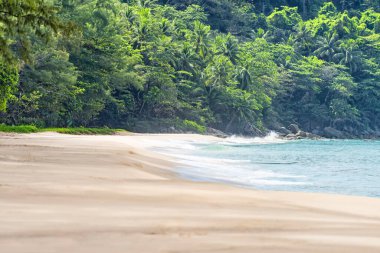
[0,132,380,253]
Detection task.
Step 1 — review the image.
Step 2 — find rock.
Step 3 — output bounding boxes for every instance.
[362,130,370,136]
[206,127,228,138]
[288,124,300,134]
[277,127,292,135]
[297,131,308,138]
[243,123,264,137]
[323,127,345,139]
[312,129,321,136]
[167,126,182,133]
[285,133,297,140]
[306,132,321,139]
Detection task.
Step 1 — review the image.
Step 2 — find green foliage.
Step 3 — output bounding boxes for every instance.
[0,0,73,63]
[0,124,123,135]
[267,7,302,31]
[0,62,18,111]
[0,0,379,137]
[42,127,123,135]
[181,119,206,133]
[0,124,38,133]
[319,2,338,17]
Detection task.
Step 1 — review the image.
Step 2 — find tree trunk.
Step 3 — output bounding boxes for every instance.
[301,0,307,18]
[262,0,266,14]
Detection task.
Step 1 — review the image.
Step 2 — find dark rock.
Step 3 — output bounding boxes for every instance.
[206,127,228,138]
[167,126,183,133]
[297,131,308,138]
[323,127,345,139]
[312,129,321,136]
[343,126,355,134]
[285,133,297,140]
[288,124,300,134]
[243,123,264,137]
[306,132,321,139]
[277,127,292,135]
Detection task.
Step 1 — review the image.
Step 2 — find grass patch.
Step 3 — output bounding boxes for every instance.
[0,124,125,135]
[0,124,39,133]
[42,127,123,135]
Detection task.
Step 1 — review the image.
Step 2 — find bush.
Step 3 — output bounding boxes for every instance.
[42,127,121,135]
[182,120,206,133]
[0,124,123,135]
[0,124,39,133]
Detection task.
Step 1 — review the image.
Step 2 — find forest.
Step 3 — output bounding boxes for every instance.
[1,0,380,137]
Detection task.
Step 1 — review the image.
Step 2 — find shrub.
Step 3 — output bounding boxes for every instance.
[182,120,206,133]
[0,124,38,133]
[0,124,123,135]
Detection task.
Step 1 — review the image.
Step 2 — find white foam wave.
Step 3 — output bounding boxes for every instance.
[220,131,286,145]
[173,154,309,187]
[142,132,309,188]
[139,139,199,151]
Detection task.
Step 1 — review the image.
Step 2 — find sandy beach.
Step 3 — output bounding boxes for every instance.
[1,133,380,253]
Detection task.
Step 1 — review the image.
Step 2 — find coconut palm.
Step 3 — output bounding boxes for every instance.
[215,34,240,64]
[290,24,313,54]
[136,0,157,8]
[193,20,211,59]
[172,43,197,75]
[333,46,362,73]
[314,32,342,61]
[235,66,252,91]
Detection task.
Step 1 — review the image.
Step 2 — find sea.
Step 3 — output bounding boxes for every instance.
[149,133,380,198]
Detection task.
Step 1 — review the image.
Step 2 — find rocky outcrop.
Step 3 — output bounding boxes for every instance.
[273,124,322,140]
[288,124,300,134]
[298,130,308,138]
[323,127,345,139]
[206,127,228,138]
[277,127,292,136]
[243,123,265,137]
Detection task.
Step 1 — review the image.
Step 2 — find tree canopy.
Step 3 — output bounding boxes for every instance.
[1,0,379,137]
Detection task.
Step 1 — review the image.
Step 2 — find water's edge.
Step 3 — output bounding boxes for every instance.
[148,133,380,198]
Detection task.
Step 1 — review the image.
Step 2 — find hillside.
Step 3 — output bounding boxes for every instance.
[1,0,379,137]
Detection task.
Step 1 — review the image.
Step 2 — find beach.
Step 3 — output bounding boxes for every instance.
[1,133,380,253]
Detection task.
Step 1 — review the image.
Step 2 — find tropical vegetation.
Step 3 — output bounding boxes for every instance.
[1,0,380,137]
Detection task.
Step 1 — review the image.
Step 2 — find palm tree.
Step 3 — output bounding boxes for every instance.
[193,21,210,59]
[263,28,290,44]
[125,7,136,24]
[136,0,157,8]
[235,66,252,91]
[314,32,342,61]
[172,43,197,75]
[333,46,362,73]
[290,24,313,54]
[131,8,152,49]
[215,34,240,64]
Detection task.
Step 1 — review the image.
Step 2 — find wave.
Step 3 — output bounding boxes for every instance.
[145,132,310,189]
[218,131,287,145]
[172,153,309,188]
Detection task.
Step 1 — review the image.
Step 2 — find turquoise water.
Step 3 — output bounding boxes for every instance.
[155,135,380,198]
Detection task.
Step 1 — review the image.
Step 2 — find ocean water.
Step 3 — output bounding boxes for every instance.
[151,133,380,198]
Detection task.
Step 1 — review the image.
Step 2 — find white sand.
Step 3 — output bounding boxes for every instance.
[0,132,380,253]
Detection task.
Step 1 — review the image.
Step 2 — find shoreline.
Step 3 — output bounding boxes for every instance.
[1,132,380,252]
